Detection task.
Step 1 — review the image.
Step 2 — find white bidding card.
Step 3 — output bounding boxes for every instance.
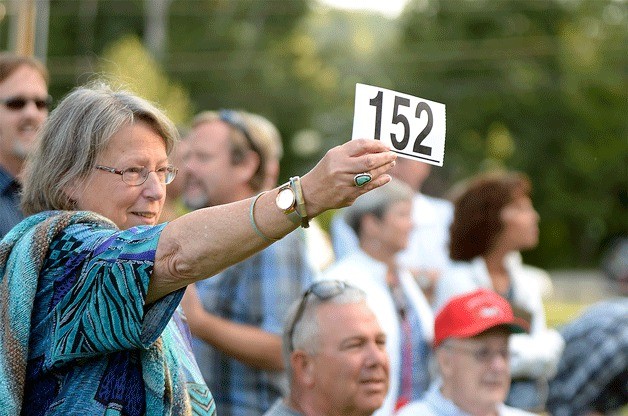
[352,83,446,166]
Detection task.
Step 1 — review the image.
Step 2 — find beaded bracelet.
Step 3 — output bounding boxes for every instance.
[249,192,279,242]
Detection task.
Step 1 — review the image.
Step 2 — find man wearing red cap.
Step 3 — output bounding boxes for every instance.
[396,289,534,416]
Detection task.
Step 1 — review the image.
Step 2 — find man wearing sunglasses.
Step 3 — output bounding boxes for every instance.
[264,280,390,416]
[397,289,535,416]
[180,109,317,415]
[0,53,49,239]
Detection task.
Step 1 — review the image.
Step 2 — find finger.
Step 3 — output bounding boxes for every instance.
[369,160,396,179]
[355,174,392,195]
[355,151,397,175]
[344,138,391,157]
[337,147,396,175]
[349,160,395,188]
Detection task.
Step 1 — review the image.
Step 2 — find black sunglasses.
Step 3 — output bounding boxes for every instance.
[218,109,262,158]
[287,280,349,352]
[0,95,52,111]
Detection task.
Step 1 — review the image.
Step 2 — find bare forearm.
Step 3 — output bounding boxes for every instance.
[148,139,397,303]
[149,194,295,303]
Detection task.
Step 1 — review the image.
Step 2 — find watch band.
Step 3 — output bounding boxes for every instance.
[286,210,301,225]
[290,176,309,228]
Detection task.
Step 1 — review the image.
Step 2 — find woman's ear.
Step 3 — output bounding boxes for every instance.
[62,177,82,208]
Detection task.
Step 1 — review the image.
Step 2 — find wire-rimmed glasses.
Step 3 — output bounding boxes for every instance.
[94,164,178,186]
[442,342,510,364]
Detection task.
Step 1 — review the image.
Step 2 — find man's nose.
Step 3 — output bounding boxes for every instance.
[142,171,167,200]
[365,343,388,366]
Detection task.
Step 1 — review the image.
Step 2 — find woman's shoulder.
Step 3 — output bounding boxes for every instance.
[52,219,166,259]
[433,260,481,311]
[440,260,479,285]
[321,254,389,292]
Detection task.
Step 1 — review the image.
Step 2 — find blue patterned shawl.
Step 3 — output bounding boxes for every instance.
[0,211,116,415]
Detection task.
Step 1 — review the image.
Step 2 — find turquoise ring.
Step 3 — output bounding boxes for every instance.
[353,172,372,187]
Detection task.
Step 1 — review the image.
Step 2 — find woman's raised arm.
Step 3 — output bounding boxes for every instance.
[148,139,396,303]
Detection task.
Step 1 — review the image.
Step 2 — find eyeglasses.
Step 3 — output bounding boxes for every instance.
[95,164,178,186]
[0,95,52,111]
[287,280,348,352]
[218,109,262,158]
[443,343,510,364]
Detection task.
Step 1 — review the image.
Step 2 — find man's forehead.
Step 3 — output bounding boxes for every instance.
[318,303,382,335]
[466,327,511,343]
[0,65,46,89]
[189,122,231,144]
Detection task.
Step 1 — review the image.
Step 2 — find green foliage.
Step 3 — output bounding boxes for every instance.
[3,0,623,269]
[100,35,192,126]
[165,0,313,176]
[388,0,627,268]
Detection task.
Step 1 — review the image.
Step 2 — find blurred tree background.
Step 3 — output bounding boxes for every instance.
[1,0,625,269]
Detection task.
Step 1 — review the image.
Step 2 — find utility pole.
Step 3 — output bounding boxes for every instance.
[11,0,35,55]
[9,0,49,63]
[145,0,173,62]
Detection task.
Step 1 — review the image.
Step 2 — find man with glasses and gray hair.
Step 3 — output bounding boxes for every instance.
[0,53,49,239]
[264,280,390,416]
[397,288,535,416]
[180,109,317,415]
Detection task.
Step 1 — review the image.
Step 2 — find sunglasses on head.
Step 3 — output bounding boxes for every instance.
[218,109,262,157]
[287,280,349,352]
[0,95,52,111]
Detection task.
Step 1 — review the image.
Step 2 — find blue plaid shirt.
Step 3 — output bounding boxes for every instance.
[546,298,628,416]
[192,229,316,416]
[0,166,23,239]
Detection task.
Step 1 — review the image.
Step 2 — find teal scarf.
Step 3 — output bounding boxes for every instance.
[0,211,115,415]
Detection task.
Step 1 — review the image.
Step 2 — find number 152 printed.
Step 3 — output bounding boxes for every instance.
[352,83,446,167]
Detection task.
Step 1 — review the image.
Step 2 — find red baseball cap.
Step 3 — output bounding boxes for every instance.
[433,288,529,348]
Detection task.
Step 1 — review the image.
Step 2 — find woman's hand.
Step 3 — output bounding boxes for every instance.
[301,139,397,217]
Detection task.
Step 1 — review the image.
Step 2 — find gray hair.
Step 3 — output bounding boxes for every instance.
[191,110,282,192]
[343,177,414,235]
[21,82,179,215]
[282,282,367,381]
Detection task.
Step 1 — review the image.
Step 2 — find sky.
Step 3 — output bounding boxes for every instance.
[318,0,410,18]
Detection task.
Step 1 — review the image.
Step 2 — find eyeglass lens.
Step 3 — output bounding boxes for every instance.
[447,344,510,363]
[123,166,177,185]
[95,165,177,186]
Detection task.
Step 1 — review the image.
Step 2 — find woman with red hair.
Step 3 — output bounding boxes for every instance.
[433,171,564,413]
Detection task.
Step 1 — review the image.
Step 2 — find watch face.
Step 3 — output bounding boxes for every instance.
[276,188,296,210]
